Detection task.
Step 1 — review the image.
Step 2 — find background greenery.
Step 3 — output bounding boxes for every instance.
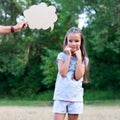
[0,0,120,100]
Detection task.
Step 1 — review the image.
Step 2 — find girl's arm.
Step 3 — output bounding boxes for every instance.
[74,49,85,80]
[58,55,71,77]
[75,58,85,80]
[58,45,71,77]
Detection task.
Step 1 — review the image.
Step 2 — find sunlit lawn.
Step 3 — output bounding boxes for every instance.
[0,100,119,120]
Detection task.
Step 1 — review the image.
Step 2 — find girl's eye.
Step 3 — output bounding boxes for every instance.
[75,40,79,42]
[68,39,80,42]
[68,39,72,42]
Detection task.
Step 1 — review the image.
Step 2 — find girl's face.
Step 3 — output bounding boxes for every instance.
[67,33,81,53]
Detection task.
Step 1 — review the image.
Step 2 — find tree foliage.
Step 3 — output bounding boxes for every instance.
[83,0,120,90]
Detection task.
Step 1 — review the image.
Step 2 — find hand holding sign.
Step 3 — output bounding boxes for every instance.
[23,2,58,30]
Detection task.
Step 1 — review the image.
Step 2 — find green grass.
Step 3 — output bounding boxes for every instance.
[84,100,120,106]
[0,90,54,106]
[0,90,119,106]
[84,90,120,100]
[0,99,52,106]
[0,99,119,106]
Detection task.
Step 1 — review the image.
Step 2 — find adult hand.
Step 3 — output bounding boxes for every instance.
[14,21,27,32]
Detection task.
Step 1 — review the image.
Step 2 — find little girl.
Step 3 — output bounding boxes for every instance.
[53,27,89,120]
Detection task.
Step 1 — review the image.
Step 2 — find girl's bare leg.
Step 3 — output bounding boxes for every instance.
[54,113,66,120]
[68,114,79,120]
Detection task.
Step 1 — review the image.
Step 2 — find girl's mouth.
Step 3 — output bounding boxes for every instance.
[70,47,76,50]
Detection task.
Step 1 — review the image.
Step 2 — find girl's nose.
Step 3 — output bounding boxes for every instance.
[72,41,76,45]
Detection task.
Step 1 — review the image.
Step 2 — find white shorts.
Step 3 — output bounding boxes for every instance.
[53,100,83,114]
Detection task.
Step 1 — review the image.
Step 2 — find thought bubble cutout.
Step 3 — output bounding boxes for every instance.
[23,2,58,30]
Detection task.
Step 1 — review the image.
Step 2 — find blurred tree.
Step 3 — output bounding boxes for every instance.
[83,0,120,91]
[0,0,119,98]
[40,48,58,89]
[0,0,30,96]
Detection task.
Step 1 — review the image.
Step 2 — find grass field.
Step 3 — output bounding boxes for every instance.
[0,104,119,120]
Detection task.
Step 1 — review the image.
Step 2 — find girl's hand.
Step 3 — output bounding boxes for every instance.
[64,45,71,56]
[74,45,82,60]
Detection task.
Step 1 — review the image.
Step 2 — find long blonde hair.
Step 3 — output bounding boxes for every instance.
[63,27,89,83]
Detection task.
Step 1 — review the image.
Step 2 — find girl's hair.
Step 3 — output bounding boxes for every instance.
[63,27,89,83]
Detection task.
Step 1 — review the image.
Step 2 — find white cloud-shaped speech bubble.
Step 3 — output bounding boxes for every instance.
[23,2,58,30]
